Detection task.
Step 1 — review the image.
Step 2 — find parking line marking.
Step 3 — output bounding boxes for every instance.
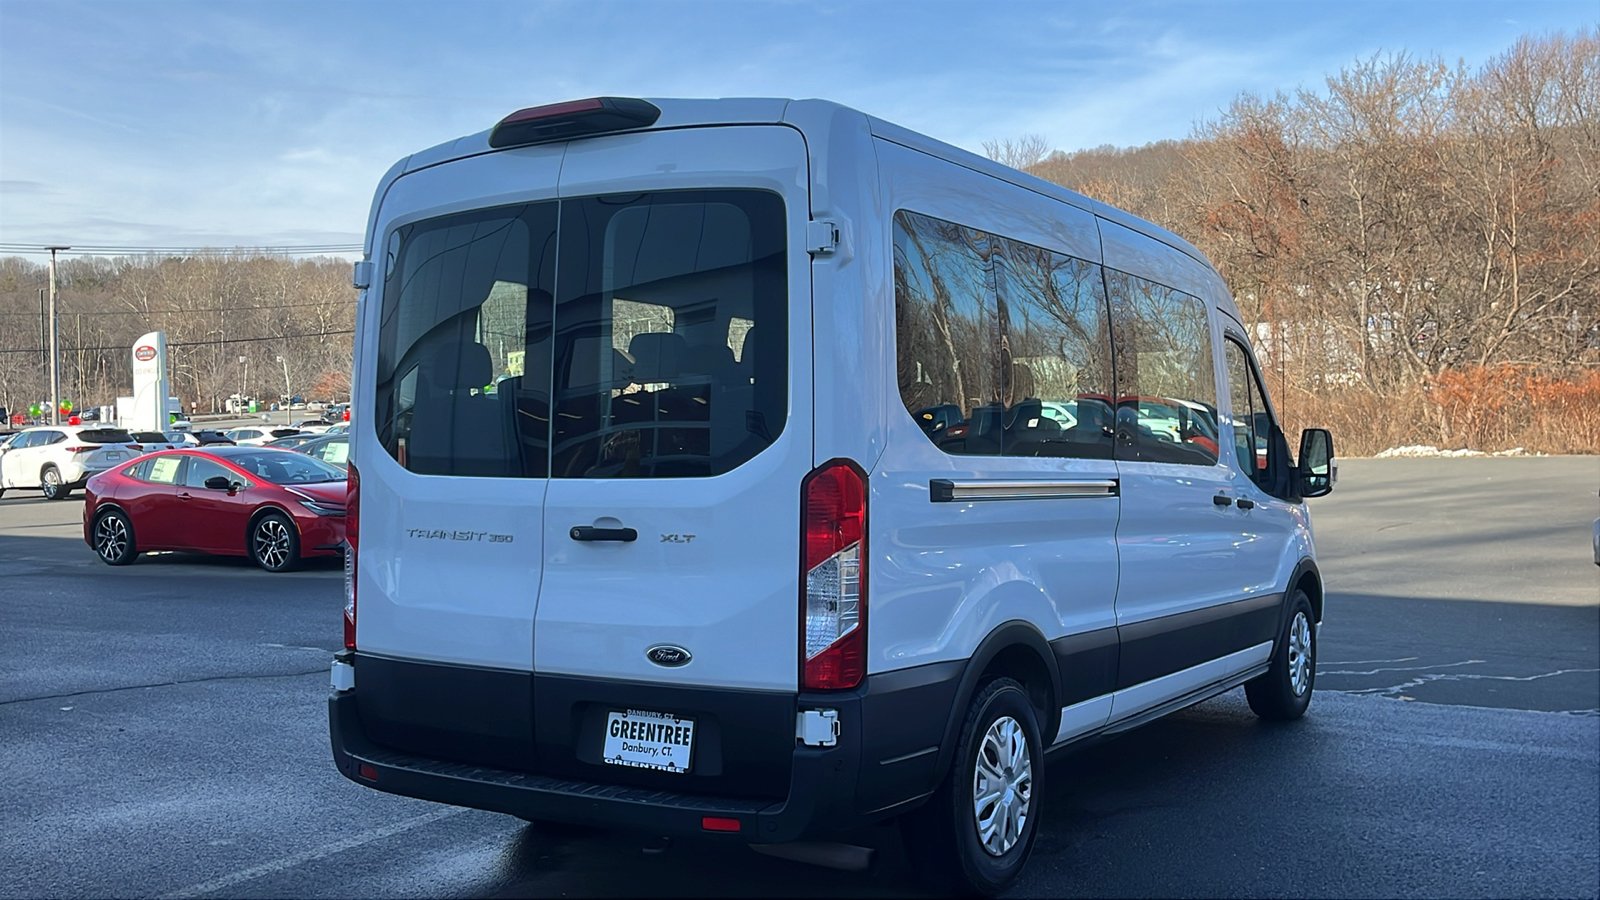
[159,808,464,899]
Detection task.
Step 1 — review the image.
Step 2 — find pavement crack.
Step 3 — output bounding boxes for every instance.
[1324,667,1600,705]
[0,668,326,706]
[1319,659,1485,676]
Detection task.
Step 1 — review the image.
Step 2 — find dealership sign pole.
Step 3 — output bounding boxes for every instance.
[45,246,70,425]
[130,332,169,433]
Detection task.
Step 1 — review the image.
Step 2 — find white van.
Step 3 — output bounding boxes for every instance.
[330,97,1337,896]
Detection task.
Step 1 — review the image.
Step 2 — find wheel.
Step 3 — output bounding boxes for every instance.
[899,677,1042,897]
[92,509,139,565]
[1245,590,1317,720]
[41,465,70,500]
[251,511,301,572]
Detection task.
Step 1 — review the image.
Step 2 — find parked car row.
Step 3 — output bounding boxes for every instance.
[1,421,353,503]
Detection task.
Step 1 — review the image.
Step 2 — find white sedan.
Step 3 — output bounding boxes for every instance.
[224,427,305,446]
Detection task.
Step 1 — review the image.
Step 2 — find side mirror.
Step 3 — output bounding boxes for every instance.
[1298,428,1336,498]
[204,476,233,491]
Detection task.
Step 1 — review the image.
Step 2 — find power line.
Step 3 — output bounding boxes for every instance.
[0,329,355,355]
[0,300,354,317]
[0,243,362,257]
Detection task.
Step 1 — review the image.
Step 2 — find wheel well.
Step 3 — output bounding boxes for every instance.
[247,505,299,539]
[1296,569,1323,624]
[980,644,1056,738]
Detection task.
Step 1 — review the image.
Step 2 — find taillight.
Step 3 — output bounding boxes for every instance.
[65,445,94,453]
[344,462,359,650]
[801,460,867,691]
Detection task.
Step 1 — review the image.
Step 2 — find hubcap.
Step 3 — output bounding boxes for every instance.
[95,516,128,561]
[1288,611,1313,696]
[43,470,60,495]
[972,715,1032,857]
[255,519,292,569]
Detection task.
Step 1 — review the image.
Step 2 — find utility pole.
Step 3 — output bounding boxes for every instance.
[45,246,70,425]
[276,355,291,425]
[38,289,46,372]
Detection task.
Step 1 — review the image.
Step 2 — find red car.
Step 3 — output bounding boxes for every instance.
[83,446,347,572]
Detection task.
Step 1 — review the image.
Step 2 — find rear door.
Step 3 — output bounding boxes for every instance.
[536,126,812,692]
[355,144,563,672]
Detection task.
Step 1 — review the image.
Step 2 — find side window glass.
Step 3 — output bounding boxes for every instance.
[12,433,37,449]
[375,201,558,478]
[124,459,152,481]
[147,455,185,485]
[1106,272,1219,465]
[893,211,1001,455]
[183,457,234,489]
[551,190,788,478]
[994,238,1114,459]
[1224,338,1275,489]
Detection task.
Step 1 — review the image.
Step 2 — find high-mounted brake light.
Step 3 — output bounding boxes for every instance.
[487,97,662,149]
[800,460,867,691]
[344,462,359,650]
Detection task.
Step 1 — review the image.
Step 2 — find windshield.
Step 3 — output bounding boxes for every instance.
[219,450,345,484]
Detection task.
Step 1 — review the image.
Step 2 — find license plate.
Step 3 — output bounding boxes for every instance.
[105,452,122,460]
[602,708,694,774]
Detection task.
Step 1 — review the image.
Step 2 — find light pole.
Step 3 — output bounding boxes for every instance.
[276,355,291,424]
[45,246,69,424]
[238,355,246,415]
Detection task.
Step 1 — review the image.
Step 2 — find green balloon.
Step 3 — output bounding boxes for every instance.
[61,400,73,412]
[28,404,40,416]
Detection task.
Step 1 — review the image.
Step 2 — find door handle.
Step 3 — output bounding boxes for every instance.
[1213,494,1232,506]
[1235,498,1256,510]
[570,525,638,543]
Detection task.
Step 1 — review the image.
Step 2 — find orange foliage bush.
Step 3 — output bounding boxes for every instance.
[1279,367,1600,456]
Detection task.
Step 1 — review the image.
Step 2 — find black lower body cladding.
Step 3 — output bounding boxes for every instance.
[332,653,963,838]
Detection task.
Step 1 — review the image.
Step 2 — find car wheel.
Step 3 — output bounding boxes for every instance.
[899,677,1042,897]
[41,465,70,500]
[1245,590,1317,721]
[250,511,301,572]
[93,509,139,566]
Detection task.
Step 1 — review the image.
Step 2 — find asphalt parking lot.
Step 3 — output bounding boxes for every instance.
[1,457,1596,898]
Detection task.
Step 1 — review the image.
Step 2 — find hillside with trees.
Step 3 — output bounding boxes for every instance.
[1003,29,1599,454]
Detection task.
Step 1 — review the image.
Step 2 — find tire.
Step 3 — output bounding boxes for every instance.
[40,465,70,500]
[250,511,301,572]
[92,509,139,566]
[899,677,1043,897]
[1245,590,1317,720]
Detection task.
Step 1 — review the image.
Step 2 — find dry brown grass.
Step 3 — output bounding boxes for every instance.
[1277,367,1600,456]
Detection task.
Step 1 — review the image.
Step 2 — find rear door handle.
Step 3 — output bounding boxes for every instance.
[1213,494,1233,506]
[570,526,638,542]
[1235,498,1256,510]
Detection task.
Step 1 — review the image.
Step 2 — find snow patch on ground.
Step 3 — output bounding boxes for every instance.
[1373,445,1542,458]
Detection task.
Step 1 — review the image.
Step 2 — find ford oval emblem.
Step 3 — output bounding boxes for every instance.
[134,345,157,362]
[646,645,692,667]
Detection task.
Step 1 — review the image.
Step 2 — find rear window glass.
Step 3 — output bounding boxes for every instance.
[375,189,787,480]
[78,429,134,444]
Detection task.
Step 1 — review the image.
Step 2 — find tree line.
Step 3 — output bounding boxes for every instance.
[991,29,1599,453]
[0,254,355,420]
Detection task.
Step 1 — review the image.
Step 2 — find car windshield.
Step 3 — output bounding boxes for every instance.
[217,450,345,484]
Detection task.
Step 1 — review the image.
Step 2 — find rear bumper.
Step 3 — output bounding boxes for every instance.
[329,685,859,842]
[328,654,961,840]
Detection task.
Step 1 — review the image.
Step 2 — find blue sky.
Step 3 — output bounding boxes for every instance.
[1,0,1594,258]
